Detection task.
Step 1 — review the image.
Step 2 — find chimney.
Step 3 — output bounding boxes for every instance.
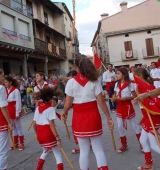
[120,1,128,11]
[100,13,109,20]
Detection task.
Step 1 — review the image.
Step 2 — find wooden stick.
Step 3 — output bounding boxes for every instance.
[28,120,33,131]
[146,111,160,147]
[60,147,74,169]
[102,63,107,71]
[9,132,16,151]
[110,130,116,151]
[64,122,70,139]
[105,98,120,101]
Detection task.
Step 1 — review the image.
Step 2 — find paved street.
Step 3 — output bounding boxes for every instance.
[8,102,160,170]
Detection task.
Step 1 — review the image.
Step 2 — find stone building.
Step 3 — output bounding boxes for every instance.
[91,0,160,68]
[0,0,79,76]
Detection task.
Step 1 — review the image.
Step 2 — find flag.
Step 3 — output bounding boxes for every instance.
[134,75,160,115]
[56,112,61,120]
[94,53,102,70]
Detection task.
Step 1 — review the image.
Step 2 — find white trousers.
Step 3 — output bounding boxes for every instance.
[0,131,9,170]
[77,135,107,170]
[40,146,63,164]
[140,128,160,154]
[117,117,141,137]
[11,118,24,136]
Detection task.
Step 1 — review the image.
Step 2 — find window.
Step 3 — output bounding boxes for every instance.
[26,0,33,16]
[147,30,151,34]
[2,12,15,31]
[44,12,48,24]
[125,34,129,37]
[124,41,132,51]
[145,38,154,56]
[19,20,29,36]
[26,0,32,8]
[46,35,50,43]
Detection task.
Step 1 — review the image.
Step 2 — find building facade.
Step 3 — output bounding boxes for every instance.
[0,0,79,76]
[91,0,160,68]
[55,2,79,70]
[0,0,34,76]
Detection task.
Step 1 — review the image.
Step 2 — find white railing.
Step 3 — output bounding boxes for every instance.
[142,47,159,58]
[121,50,138,61]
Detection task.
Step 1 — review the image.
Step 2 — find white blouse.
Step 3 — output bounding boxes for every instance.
[65,78,103,104]
[34,81,53,93]
[7,88,22,116]
[0,85,7,108]
[33,107,56,125]
[103,71,116,83]
[114,82,134,98]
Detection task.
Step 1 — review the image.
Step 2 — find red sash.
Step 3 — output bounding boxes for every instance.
[74,73,89,87]
[117,81,129,98]
[38,103,51,113]
[106,82,115,94]
[6,86,16,99]
[36,83,49,90]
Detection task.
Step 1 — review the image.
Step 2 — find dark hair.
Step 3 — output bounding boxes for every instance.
[134,68,153,84]
[117,67,130,82]
[33,86,61,103]
[151,62,156,65]
[108,63,113,67]
[36,72,46,81]
[0,69,3,75]
[67,70,77,77]
[74,55,99,81]
[5,76,19,88]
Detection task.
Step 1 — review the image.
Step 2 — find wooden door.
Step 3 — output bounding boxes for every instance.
[146,38,154,56]
[124,41,132,51]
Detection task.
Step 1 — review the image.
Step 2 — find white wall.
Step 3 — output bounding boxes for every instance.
[107,29,160,67]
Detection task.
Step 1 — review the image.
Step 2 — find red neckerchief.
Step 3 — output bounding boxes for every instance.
[117,81,130,98]
[38,103,51,114]
[6,86,16,98]
[74,72,89,87]
[36,82,49,90]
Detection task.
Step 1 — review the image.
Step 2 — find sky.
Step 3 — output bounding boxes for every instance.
[53,0,145,55]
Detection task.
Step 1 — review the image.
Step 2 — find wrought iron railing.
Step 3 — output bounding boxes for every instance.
[121,50,138,61]
[2,28,17,36]
[142,47,159,58]
[20,34,31,41]
[34,38,47,51]
[59,48,67,59]
[1,0,33,18]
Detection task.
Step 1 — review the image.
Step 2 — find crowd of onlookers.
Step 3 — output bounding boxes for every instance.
[5,58,160,113]
[5,73,69,112]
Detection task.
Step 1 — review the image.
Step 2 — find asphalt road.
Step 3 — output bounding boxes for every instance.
[8,102,160,170]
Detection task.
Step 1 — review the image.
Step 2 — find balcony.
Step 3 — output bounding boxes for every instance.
[72,37,79,47]
[2,28,17,37]
[34,38,47,51]
[65,30,72,41]
[121,50,138,61]
[34,38,66,59]
[59,48,67,59]
[1,0,33,18]
[142,47,159,58]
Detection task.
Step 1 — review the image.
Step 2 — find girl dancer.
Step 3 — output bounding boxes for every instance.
[4,76,25,151]
[33,87,64,170]
[62,55,114,170]
[113,67,141,153]
[34,72,53,93]
[0,69,12,170]
[134,68,160,170]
